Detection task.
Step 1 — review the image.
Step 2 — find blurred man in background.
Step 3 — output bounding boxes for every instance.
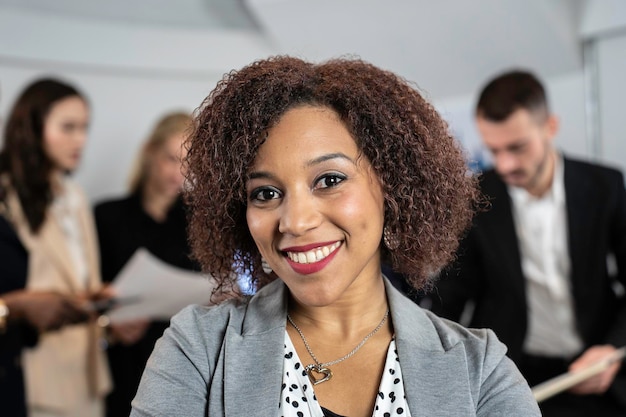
[432,70,626,416]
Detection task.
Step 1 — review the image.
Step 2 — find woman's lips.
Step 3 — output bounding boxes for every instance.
[282,241,342,275]
[284,241,341,264]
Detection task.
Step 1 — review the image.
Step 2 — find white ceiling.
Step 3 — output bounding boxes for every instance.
[0,0,587,99]
[0,0,259,29]
[247,0,585,98]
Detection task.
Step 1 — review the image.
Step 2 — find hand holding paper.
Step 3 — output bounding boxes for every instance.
[568,345,623,395]
[105,248,218,323]
[532,345,626,403]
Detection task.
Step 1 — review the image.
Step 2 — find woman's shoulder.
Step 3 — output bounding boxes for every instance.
[414,310,539,415]
[394,299,510,377]
[421,309,507,360]
[175,297,249,320]
[165,281,287,349]
[167,297,252,344]
[388,280,505,360]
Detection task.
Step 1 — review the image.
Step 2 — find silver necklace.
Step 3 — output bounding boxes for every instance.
[286,309,390,385]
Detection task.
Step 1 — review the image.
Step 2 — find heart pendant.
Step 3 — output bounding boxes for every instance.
[306,364,333,385]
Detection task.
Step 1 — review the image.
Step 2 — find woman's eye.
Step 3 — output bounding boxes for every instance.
[315,174,346,189]
[251,187,281,201]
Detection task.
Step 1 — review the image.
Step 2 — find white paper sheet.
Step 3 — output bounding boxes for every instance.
[106,248,217,323]
[532,346,626,403]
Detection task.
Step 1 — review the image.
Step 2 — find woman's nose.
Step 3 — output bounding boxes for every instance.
[278,193,322,236]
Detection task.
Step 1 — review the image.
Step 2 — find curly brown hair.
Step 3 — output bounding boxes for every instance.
[185,56,479,293]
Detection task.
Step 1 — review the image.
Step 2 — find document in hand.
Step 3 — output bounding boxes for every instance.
[106,248,217,323]
[532,346,626,402]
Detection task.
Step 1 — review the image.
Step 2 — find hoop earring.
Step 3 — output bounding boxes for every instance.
[261,258,273,274]
[383,226,399,250]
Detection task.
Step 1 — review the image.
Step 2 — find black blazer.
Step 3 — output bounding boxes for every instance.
[94,193,198,417]
[0,215,35,417]
[431,157,626,400]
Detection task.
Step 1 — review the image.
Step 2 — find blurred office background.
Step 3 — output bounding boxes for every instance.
[0,0,624,202]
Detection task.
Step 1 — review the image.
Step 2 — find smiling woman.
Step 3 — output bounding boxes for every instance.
[245,106,386,309]
[130,56,541,417]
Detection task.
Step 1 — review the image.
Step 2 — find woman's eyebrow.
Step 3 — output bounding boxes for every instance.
[247,171,276,181]
[306,152,354,167]
[248,152,354,180]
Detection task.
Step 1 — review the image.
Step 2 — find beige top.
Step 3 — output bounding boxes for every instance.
[2,174,111,413]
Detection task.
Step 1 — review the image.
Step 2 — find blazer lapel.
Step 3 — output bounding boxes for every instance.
[387,280,475,415]
[563,158,594,311]
[398,343,476,416]
[37,216,82,291]
[223,281,289,416]
[222,329,286,416]
[223,279,483,416]
[76,190,102,292]
[481,173,526,299]
[5,187,80,292]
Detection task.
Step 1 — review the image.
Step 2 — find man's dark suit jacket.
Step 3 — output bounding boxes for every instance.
[431,157,626,406]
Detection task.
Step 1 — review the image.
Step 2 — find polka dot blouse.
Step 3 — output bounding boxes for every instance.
[280,332,412,417]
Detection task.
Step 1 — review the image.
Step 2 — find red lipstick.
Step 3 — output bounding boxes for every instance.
[281,241,339,252]
[282,241,342,275]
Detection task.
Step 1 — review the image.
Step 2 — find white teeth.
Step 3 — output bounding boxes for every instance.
[286,242,341,264]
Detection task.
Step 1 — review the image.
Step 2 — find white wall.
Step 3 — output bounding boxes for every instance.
[596,33,626,174]
[580,0,626,174]
[546,72,588,160]
[581,0,626,37]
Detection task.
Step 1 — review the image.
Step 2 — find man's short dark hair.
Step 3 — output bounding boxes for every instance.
[476,70,549,122]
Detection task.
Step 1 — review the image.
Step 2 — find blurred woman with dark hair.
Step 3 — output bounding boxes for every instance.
[0,78,111,417]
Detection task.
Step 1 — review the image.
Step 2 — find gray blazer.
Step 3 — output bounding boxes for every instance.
[131,278,540,416]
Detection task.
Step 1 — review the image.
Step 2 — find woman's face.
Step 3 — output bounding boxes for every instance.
[246,106,385,307]
[147,133,187,198]
[42,96,89,172]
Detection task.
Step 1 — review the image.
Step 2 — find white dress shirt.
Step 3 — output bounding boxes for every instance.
[508,155,584,358]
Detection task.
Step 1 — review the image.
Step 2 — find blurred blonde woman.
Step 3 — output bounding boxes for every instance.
[94,112,198,417]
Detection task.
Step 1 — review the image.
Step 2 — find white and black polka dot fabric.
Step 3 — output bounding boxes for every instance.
[280,332,412,417]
